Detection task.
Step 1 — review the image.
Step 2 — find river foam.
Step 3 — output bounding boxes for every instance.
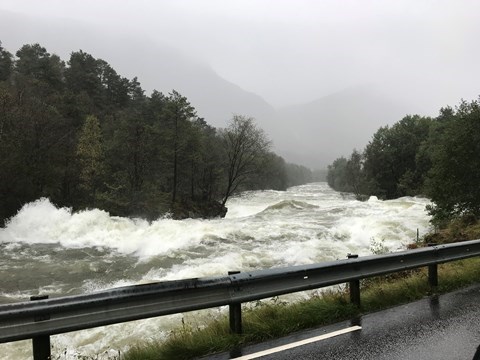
[0,183,432,359]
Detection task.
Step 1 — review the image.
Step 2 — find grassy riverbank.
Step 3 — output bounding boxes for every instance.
[122,223,480,360]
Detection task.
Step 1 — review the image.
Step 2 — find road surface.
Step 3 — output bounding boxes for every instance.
[206,284,480,359]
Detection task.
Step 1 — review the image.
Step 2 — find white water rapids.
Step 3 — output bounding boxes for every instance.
[0,183,431,359]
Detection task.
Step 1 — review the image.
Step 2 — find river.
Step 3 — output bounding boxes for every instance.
[0,182,431,359]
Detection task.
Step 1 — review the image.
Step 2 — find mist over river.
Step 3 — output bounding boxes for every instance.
[0,183,431,359]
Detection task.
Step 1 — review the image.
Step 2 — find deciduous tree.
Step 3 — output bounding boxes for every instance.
[219,115,270,206]
[425,99,480,226]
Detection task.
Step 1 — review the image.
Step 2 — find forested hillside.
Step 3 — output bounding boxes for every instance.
[0,42,314,225]
[327,99,480,227]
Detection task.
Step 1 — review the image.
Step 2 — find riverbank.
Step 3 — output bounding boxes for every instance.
[121,220,480,360]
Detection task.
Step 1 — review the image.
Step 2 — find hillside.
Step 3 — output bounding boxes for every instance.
[0,11,275,128]
[269,86,412,168]
[0,11,419,169]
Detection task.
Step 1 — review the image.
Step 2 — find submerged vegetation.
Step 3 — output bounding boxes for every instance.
[0,41,317,226]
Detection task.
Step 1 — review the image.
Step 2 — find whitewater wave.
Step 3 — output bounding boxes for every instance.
[0,198,219,258]
[258,199,319,214]
[0,183,433,360]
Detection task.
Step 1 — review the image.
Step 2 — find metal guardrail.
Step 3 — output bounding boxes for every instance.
[1,239,480,359]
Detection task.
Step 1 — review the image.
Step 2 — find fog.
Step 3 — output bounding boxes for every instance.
[1,0,479,167]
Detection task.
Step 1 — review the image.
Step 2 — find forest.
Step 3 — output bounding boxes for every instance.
[327,99,480,227]
[0,42,316,225]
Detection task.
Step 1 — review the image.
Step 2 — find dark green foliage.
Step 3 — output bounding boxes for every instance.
[326,150,368,198]
[424,99,480,226]
[362,115,432,198]
[327,156,349,190]
[0,44,70,222]
[160,90,198,206]
[285,162,315,187]
[328,115,433,199]
[76,115,106,207]
[327,97,480,226]
[244,152,288,191]
[0,41,13,81]
[0,42,312,225]
[15,44,65,93]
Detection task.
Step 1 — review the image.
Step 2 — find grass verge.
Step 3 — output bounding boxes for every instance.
[122,256,480,360]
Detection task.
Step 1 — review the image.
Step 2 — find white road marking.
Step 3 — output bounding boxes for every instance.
[232,325,362,359]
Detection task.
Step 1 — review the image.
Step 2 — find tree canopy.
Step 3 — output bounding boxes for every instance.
[0,42,314,225]
[219,115,271,206]
[327,97,480,227]
[424,100,480,225]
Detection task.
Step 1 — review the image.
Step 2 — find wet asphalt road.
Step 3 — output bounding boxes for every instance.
[207,284,480,360]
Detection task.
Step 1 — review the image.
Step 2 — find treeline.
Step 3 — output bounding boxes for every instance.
[327,99,480,227]
[0,42,313,225]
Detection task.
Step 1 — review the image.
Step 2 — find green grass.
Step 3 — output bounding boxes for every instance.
[424,216,480,244]
[362,258,480,311]
[122,256,480,360]
[123,293,358,360]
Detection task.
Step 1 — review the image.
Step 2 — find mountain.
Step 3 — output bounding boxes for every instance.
[0,11,417,169]
[0,11,275,128]
[90,40,276,128]
[268,86,414,168]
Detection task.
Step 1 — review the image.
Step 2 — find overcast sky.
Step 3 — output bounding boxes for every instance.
[1,0,479,109]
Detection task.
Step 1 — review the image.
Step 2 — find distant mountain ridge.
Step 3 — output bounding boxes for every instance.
[0,10,275,129]
[0,11,416,169]
[265,86,413,168]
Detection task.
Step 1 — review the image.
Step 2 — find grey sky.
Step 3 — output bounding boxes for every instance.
[2,0,479,109]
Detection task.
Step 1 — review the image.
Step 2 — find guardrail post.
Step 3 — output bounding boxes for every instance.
[30,295,51,360]
[228,271,242,334]
[428,243,438,287]
[347,254,361,307]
